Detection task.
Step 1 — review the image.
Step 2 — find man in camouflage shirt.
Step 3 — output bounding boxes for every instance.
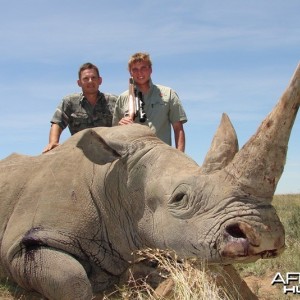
[43,62,117,153]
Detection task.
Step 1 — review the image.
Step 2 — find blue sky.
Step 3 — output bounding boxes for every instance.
[0,0,299,194]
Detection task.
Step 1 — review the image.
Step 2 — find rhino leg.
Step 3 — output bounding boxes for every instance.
[9,246,92,300]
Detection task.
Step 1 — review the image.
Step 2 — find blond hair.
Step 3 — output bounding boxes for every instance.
[128,52,152,70]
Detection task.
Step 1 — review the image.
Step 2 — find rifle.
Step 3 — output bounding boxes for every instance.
[128,77,147,123]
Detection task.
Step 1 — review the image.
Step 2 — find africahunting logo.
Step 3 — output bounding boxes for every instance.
[272,272,300,294]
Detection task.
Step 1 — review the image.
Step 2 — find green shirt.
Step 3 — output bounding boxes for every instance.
[51,92,117,135]
[112,81,187,145]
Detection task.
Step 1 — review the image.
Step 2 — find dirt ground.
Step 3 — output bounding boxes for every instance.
[243,271,297,300]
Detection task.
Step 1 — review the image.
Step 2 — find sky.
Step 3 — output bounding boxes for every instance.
[0,0,299,194]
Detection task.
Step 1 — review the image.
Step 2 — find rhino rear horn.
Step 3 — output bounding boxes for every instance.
[76,129,121,165]
[226,63,300,197]
[201,113,239,174]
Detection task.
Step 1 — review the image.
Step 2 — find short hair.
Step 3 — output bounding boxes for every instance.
[128,52,152,70]
[78,62,100,79]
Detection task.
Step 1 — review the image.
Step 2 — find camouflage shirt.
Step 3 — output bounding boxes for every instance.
[51,92,117,135]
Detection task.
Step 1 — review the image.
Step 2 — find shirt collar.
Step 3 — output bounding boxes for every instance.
[79,91,101,104]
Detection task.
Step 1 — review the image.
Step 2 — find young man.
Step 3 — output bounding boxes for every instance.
[43,62,117,153]
[112,52,187,152]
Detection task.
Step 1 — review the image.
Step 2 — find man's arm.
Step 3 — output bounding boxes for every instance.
[172,121,185,152]
[112,95,134,126]
[42,123,63,153]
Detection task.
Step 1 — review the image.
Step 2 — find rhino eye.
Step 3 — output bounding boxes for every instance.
[170,192,188,204]
[169,187,193,218]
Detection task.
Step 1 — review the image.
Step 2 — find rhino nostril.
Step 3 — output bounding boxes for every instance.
[226,224,247,239]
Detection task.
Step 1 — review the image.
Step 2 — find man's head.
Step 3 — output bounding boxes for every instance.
[128,53,152,70]
[77,62,102,96]
[128,53,152,87]
[78,62,100,79]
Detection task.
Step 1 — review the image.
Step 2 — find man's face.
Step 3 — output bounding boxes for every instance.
[129,61,152,86]
[77,69,102,95]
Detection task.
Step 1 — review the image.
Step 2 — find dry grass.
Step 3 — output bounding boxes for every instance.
[0,249,245,300]
[102,248,244,300]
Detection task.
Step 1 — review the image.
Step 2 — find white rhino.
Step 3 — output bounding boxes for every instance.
[0,64,299,299]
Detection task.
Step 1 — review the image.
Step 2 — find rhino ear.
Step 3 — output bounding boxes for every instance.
[76,129,121,165]
[201,113,239,174]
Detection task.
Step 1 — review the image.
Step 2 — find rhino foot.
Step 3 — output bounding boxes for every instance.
[9,246,93,300]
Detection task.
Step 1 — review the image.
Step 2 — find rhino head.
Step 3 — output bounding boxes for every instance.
[76,64,299,264]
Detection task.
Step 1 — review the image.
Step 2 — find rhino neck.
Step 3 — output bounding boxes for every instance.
[225,64,300,197]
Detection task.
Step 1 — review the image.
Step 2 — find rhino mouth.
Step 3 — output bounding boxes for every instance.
[220,222,284,261]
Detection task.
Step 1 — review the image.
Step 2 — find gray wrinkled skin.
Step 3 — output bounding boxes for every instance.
[0,63,299,300]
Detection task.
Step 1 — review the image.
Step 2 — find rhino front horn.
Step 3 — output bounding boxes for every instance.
[226,63,300,198]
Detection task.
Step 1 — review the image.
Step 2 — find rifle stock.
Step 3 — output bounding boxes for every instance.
[128,78,146,123]
[128,77,136,120]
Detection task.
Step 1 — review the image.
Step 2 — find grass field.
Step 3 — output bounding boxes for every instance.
[1,194,299,299]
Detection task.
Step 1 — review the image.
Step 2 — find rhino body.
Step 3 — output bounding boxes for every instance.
[0,64,299,299]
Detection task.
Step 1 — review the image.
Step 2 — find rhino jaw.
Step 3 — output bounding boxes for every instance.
[219,221,285,263]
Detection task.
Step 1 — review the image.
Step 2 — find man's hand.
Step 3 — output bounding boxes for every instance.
[42,123,62,153]
[42,142,60,153]
[118,116,134,125]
